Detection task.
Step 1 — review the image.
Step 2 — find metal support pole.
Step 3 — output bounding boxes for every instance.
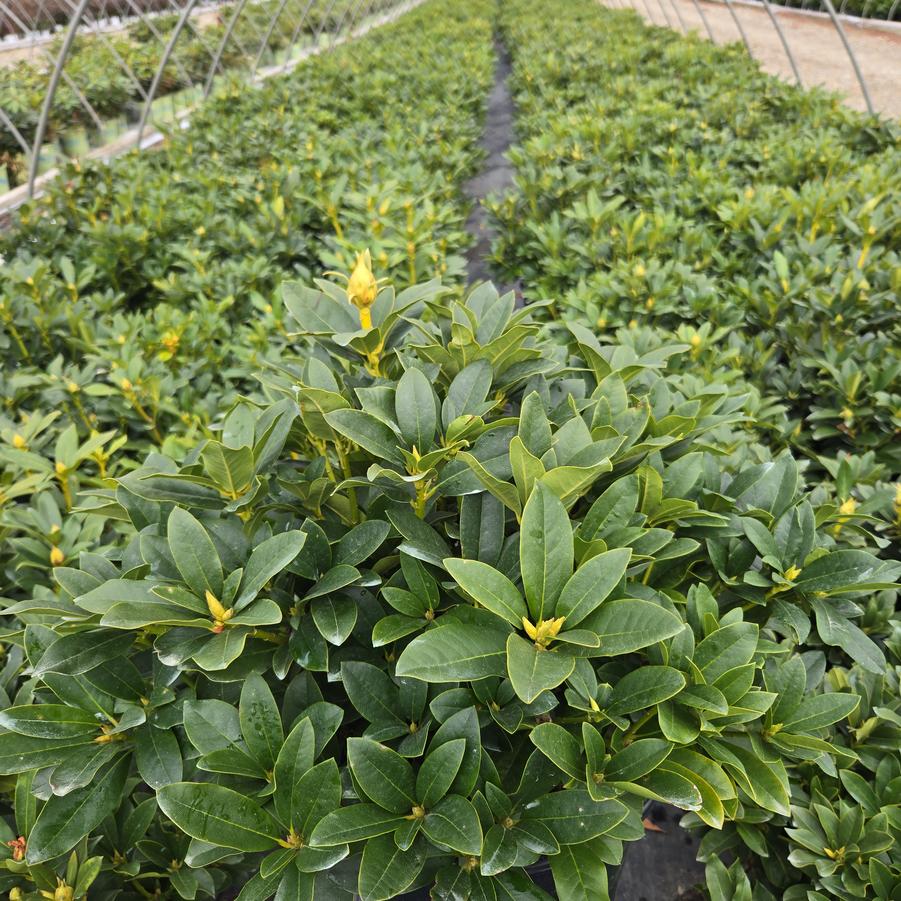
[204,0,252,94]
[0,106,31,158]
[251,0,295,73]
[27,0,92,197]
[282,0,318,62]
[667,0,689,32]
[654,0,674,26]
[760,0,802,85]
[722,0,752,53]
[821,0,875,114]
[136,0,202,147]
[689,0,716,40]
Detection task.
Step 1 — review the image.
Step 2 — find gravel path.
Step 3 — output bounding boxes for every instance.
[604,0,901,118]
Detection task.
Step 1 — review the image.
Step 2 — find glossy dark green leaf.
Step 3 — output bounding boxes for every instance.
[273,718,315,827]
[396,621,508,682]
[168,507,223,598]
[135,724,183,789]
[444,558,527,626]
[240,673,284,770]
[157,782,282,851]
[507,634,575,704]
[422,795,483,855]
[416,738,466,808]
[520,482,573,621]
[309,804,407,846]
[347,738,417,814]
[358,833,426,901]
[27,756,129,863]
[554,548,631,626]
[606,666,686,716]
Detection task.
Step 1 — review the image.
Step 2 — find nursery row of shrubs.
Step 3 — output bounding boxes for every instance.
[0,0,398,187]
[0,1,897,900]
[488,1,900,897]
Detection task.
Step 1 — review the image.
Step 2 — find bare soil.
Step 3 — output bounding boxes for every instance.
[606,0,901,118]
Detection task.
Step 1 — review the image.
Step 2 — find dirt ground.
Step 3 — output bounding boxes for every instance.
[604,0,901,118]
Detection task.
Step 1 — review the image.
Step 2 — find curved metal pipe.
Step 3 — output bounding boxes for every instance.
[820,0,874,113]
[0,105,32,157]
[760,0,802,85]
[654,0,674,25]
[688,0,716,39]
[204,0,252,94]
[667,0,689,32]
[135,0,202,147]
[722,0,752,53]
[251,0,295,74]
[282,0,319,64]
[27,0,92,197]
[889,0,900,21]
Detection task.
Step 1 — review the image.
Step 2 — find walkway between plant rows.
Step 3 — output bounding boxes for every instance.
[460,33,709,901]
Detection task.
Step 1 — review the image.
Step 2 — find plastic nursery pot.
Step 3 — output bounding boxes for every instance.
[59,125,90,158]
[36,142,62,175]
[89,117,127,149]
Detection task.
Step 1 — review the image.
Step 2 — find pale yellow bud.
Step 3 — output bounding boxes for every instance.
[49,547,65,566]
[347,250,378,310]
[11,434,26,449]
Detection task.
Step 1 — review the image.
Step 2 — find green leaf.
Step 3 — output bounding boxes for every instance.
[310,804,407,846]
[422,795,483,855]
[480,824,519,877]
[444,558,527,627]
[582,599,682,656]
[810,597,885,675]
[520,482,573,621]
[358,833,426,901]
[134,724,183,789]
[341,661,402,725]
[606,666,686,716]
[782,692,860,733]
[347,738,417,814]
[416,738,466,808]
[26,756,129,864]
[525,790,627,844]
[32,630,128,677]
[281,759,339,849]
[554,548,631,626]
[605,739,673,782]
[311,595,357,646]
[794,550,899,594]
[550,839,610,901]
[168,507,223,598]
[334,520,391,567]
[240,673,284,770]
[506,634,575,704]
[183,699,242,754]
[236,531,306,610]
[200,442,254,497]
[396,367,437,451]
[273,718,315,828]
[0,733,96,775]
[157,783,282,851]
[0,704,99,739]
[396,621,508,682]
[694,623,759,682]
[325,409,402,464]
[529,723,583,779]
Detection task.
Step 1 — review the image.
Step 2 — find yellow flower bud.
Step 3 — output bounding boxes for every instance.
[690,334,701,349]
[120,378,133,391]
[347,250,378,311]
[50,547,65,566]
[783,565,802,582]
[744,188,755,200]
[11,434,26,449]
[838,497,857,517]
[205,590,233,626]
[55,460,66,475]
[633,263,646,278]
[66,381,79,393]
